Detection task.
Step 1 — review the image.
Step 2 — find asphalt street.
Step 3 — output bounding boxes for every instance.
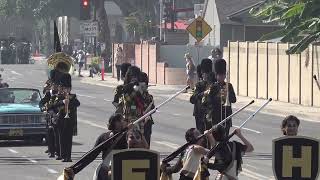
[0,61,319,180]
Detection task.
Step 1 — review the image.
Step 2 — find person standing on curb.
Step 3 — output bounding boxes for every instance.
[115,47,124,81]
[185,53,196,92]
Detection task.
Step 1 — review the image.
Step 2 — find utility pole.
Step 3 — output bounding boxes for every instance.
[93,1,97,57]
[171,0,175,32]
[159,0,163,41]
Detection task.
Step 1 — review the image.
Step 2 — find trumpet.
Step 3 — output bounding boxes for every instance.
[63,88,71,119]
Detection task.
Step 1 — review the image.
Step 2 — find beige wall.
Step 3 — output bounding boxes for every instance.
[226,41,320,107]
[113,42,186,85]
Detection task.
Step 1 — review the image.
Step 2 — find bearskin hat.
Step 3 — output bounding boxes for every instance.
[120,63,131,79]
[214,58,226,75]
[49,69,63,84]
[139,72,149,85]
[200,58,212,73]
[196,65,202,80]
[59,73,72,88]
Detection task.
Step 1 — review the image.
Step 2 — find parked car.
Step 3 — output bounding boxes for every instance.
[0,88,46,143]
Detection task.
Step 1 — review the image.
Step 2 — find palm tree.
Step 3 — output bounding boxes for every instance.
[250,0,320,54]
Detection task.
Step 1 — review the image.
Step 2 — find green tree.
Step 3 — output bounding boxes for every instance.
[250,0,320,54]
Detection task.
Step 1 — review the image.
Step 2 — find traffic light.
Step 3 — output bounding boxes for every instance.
[195,20,203,38]
[80,0,90,20]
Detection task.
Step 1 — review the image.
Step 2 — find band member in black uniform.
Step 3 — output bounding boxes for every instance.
[112,63,131,109]
[93,113,128,180]
[202,127,254,180]
[139,72,155,146]
[58,73,80,162]
[206,58,236,136]
[39,69,61,158]
[190,59,215,133]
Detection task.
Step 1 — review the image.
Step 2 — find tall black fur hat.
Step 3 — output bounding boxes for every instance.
[50,69,63,84]
[214,58,226,75]
[126,66,141,79]
[120,63,131,79]
[60,73,72,88]
[139,72,149,85]
[196,65,202,80]
[200,58,212,73]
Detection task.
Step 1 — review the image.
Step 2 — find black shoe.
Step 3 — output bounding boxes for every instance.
[56,156,62,160]
[49,154,55,158]
[62,159,72,162]
[45,149,49,153]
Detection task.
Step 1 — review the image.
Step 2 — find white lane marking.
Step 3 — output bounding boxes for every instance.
[104,99,112,102]
[78,119,107,129]
[47,168,58,174]
[172,113,181,116]
[153,141,180,149]
[8,148,18,154]
[242,168,270,180]
[10,70,23,76]
[21,156,37,163]
[239,171,260,180]
[232,125,261,134]
[77,94,96,99]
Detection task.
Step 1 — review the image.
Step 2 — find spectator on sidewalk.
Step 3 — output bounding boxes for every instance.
[77,50,85,77]
[185,53,196,91]
[281,115,300,136]
[115,47,125,81]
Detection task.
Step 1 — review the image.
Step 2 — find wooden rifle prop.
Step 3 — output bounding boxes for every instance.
[162,100,255,164]
[314,75,320,90]
[58,85,190,180]
[198,98,272,178]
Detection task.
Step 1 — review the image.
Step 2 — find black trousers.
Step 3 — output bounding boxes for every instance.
[61,120,74,160]
[54,125,62,157]
[144,120,153,146]
[47,126,56,155]
[179,174,193,180]
[194,115,205,134]
[116,65,121,81]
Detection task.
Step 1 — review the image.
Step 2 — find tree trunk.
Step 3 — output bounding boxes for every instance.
[96,0,111,57]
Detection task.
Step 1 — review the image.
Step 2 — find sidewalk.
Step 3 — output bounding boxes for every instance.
[79,70,320,123]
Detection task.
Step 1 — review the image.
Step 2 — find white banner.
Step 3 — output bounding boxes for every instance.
[80,21,98,37]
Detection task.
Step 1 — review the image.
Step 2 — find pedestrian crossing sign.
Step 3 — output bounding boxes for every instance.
[187,16,212,43]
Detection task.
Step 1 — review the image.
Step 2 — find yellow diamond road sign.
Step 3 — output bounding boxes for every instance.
[187,16,212,43]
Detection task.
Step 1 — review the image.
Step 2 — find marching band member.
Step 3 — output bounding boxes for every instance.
[139,72,155,146]
[112,63,131,110]
[190,59,215,133]
[203,127,254,180]
[179,128,215,180]
[281,115,300,136]
[58,73,80,162]
[204,59,236,136]
[117,66,145,131]
[39,69,60,158]
[93,114,129,180]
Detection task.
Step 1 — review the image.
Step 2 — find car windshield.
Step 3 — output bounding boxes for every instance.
[0,88,41,104]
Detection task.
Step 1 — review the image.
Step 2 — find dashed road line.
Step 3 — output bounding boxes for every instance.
[77,94,96,99]
[242,168,270,180]
[78,119,106,129]
[172,113,181,116]
[153,141,180,149]
[47,168,58,174]
[8,149,18,154]
[21,156,37,163]
[10,70,23,76]
[104,99,112,102]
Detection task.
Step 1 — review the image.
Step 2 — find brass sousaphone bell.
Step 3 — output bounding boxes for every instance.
[47,52,74,74]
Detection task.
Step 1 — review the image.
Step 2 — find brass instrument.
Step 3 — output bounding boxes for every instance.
[63,88,70,119]
[47,52,74,74]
